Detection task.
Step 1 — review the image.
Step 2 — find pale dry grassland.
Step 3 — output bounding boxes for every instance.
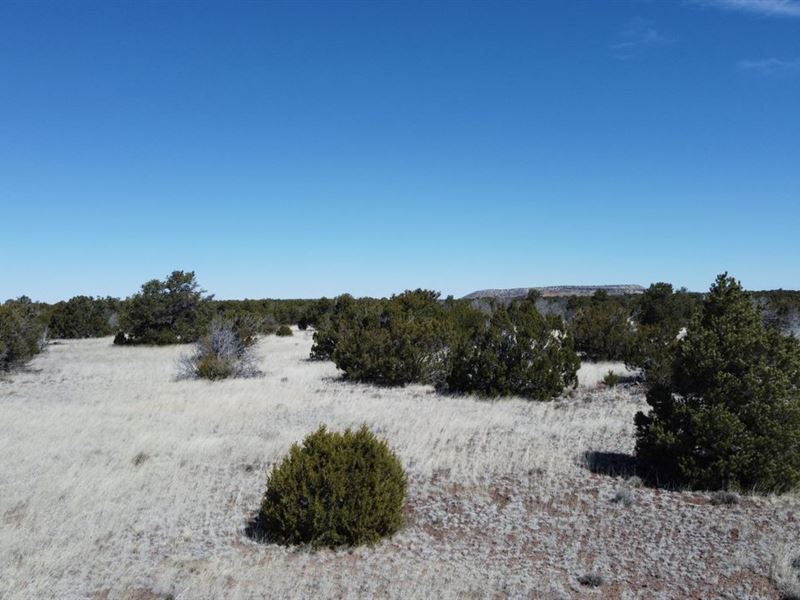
[1,331,798,599]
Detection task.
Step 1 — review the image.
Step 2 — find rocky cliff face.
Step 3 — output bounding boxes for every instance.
[462,285,645,301]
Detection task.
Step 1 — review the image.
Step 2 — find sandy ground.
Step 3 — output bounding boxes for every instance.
[1,331,797,599]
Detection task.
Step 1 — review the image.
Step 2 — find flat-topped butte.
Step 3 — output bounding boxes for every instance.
[463,285,645,300]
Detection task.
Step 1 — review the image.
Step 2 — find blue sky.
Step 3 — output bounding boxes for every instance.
[1,0,798,301]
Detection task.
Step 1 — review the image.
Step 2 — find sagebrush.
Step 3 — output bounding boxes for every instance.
[177,318,261,380]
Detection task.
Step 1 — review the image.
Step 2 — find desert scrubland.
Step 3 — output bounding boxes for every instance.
[1,331,797,599]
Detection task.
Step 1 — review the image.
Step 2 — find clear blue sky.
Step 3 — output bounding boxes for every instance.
[1,0,798,302]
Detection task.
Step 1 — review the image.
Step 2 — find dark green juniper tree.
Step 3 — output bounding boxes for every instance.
[627,283,701,385]
[635,273,800,492]
[0,296,47,370]
[309,294,365,361]
[569,290,635,361]
[446,292,580,400]
[331,290,449,386]
[115,271,212,345]
[48,296,120,339]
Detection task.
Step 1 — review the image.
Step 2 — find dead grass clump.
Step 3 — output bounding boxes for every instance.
[771,547,800,599]
[710,490,740,506]
[611,485,633,506]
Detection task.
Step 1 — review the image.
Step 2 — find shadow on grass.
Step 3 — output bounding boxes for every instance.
[583,451,637,478]
[244,512,274,544]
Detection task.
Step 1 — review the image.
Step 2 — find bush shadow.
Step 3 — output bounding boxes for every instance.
[583,450,637,478]
[244,512,275,544]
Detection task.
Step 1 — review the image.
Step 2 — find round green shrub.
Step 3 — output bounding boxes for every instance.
[635,273,800,493]
[275,325,293,337]
[260,425,407,548]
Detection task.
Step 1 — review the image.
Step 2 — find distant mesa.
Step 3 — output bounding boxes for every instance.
[462,285,645,300]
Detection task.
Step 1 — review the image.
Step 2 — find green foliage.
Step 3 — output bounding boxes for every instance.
[635,273,800,493]
[313,292,578,398]
[634,283,699,327]
[603,370,620,387]
[331,290,449,386]
[570,292,635,361]
[195,353,235,380]
[214,310,262,346]
[627,283,701,385]
[116,271,212,345]
[445,295,579,400]
[310,295,363,361]
[276,325,293,337]
[0,297,47,370]
[298,297,335,331]
[260,425,407,548]
[212,298,317,332]
[48,296,120,338]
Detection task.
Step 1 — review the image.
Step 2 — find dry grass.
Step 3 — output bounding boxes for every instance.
[575,360,639,388]
[0,331,796,599]
[772,545,800,600]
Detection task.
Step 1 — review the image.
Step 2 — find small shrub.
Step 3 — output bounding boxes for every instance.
[626,475,643,488]
[611,485,633,506]
[260,425,407,548]
[603,370,620,387]
[709,490,740,506]
[195,353,236,380]
[577,573,604,587]
[276,325,293,337]
[178,318,261,380]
